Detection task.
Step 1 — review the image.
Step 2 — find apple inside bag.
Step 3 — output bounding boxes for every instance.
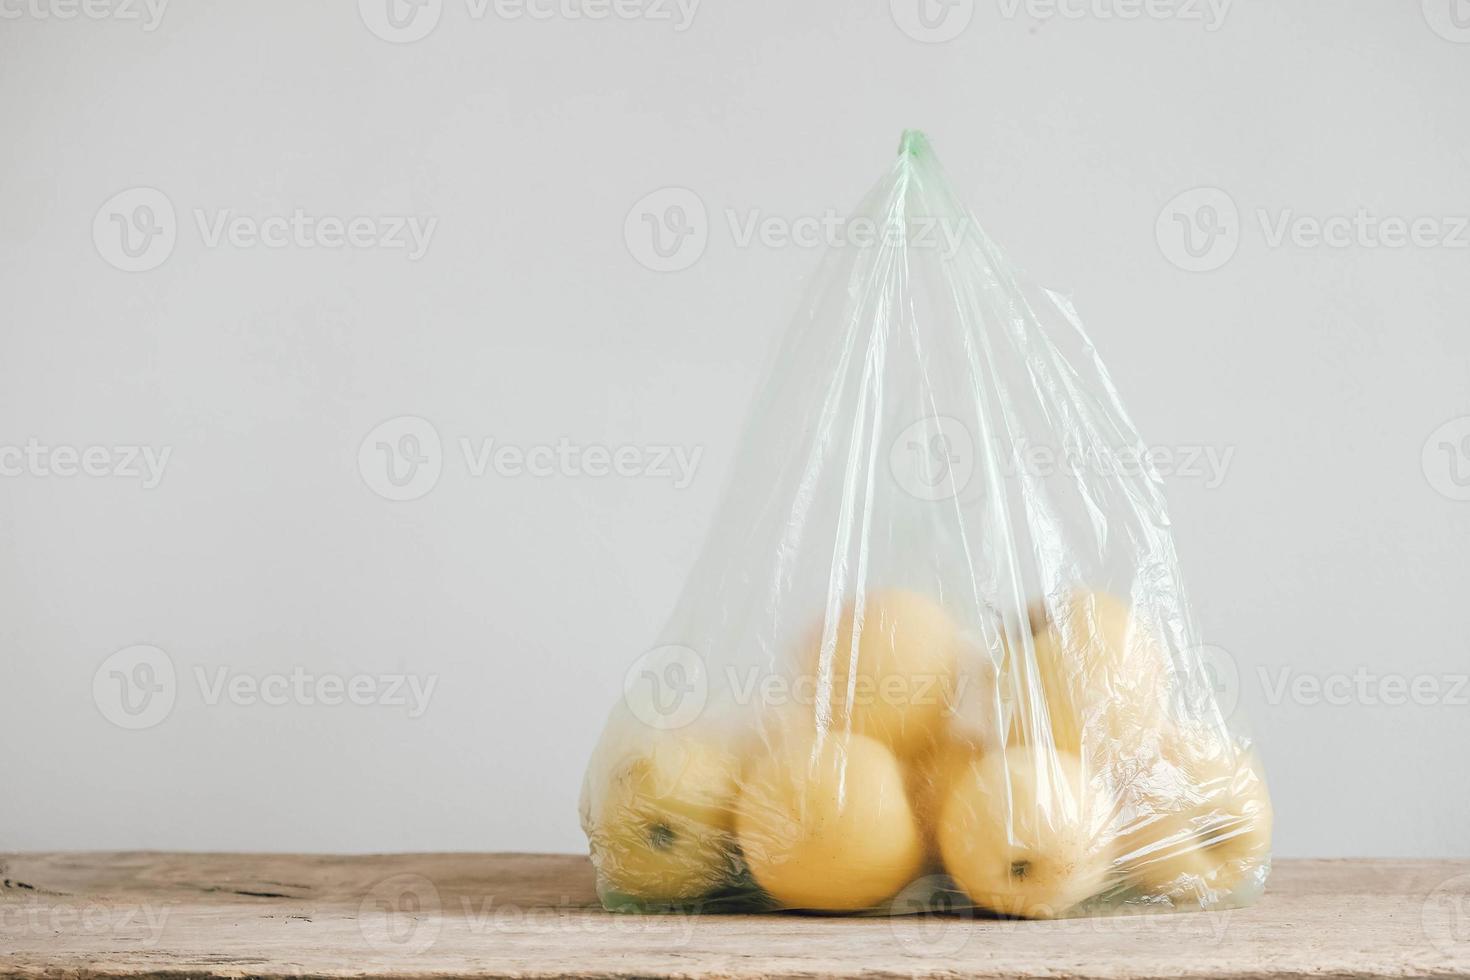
[579,131,1269,917]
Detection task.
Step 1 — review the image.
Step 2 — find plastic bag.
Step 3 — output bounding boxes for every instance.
[580,131,1270,919]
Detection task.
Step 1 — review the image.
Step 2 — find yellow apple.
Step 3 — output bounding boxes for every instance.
[1117,809,1214,899]
[581,730,740,904]
[800,589,960,757]
[1178,742,1271,898]
[1117,737,1271,902]
[938,745,1112,918]
[736,728,924,911]
[1007,590,1169,760]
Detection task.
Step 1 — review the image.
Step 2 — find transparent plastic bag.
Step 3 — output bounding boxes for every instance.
[580,131,1270,919]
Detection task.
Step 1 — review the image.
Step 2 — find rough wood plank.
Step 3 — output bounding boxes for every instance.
[2,853,1467,979]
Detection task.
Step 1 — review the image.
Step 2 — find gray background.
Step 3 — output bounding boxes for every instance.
[1,0,1467,858]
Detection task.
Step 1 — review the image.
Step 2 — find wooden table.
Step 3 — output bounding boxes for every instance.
[2,853,1468,978]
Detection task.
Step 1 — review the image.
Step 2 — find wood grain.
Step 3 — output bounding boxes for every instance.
[2,853,1468,979]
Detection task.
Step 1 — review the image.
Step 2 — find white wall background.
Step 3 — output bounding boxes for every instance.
[1,0,1468,858]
